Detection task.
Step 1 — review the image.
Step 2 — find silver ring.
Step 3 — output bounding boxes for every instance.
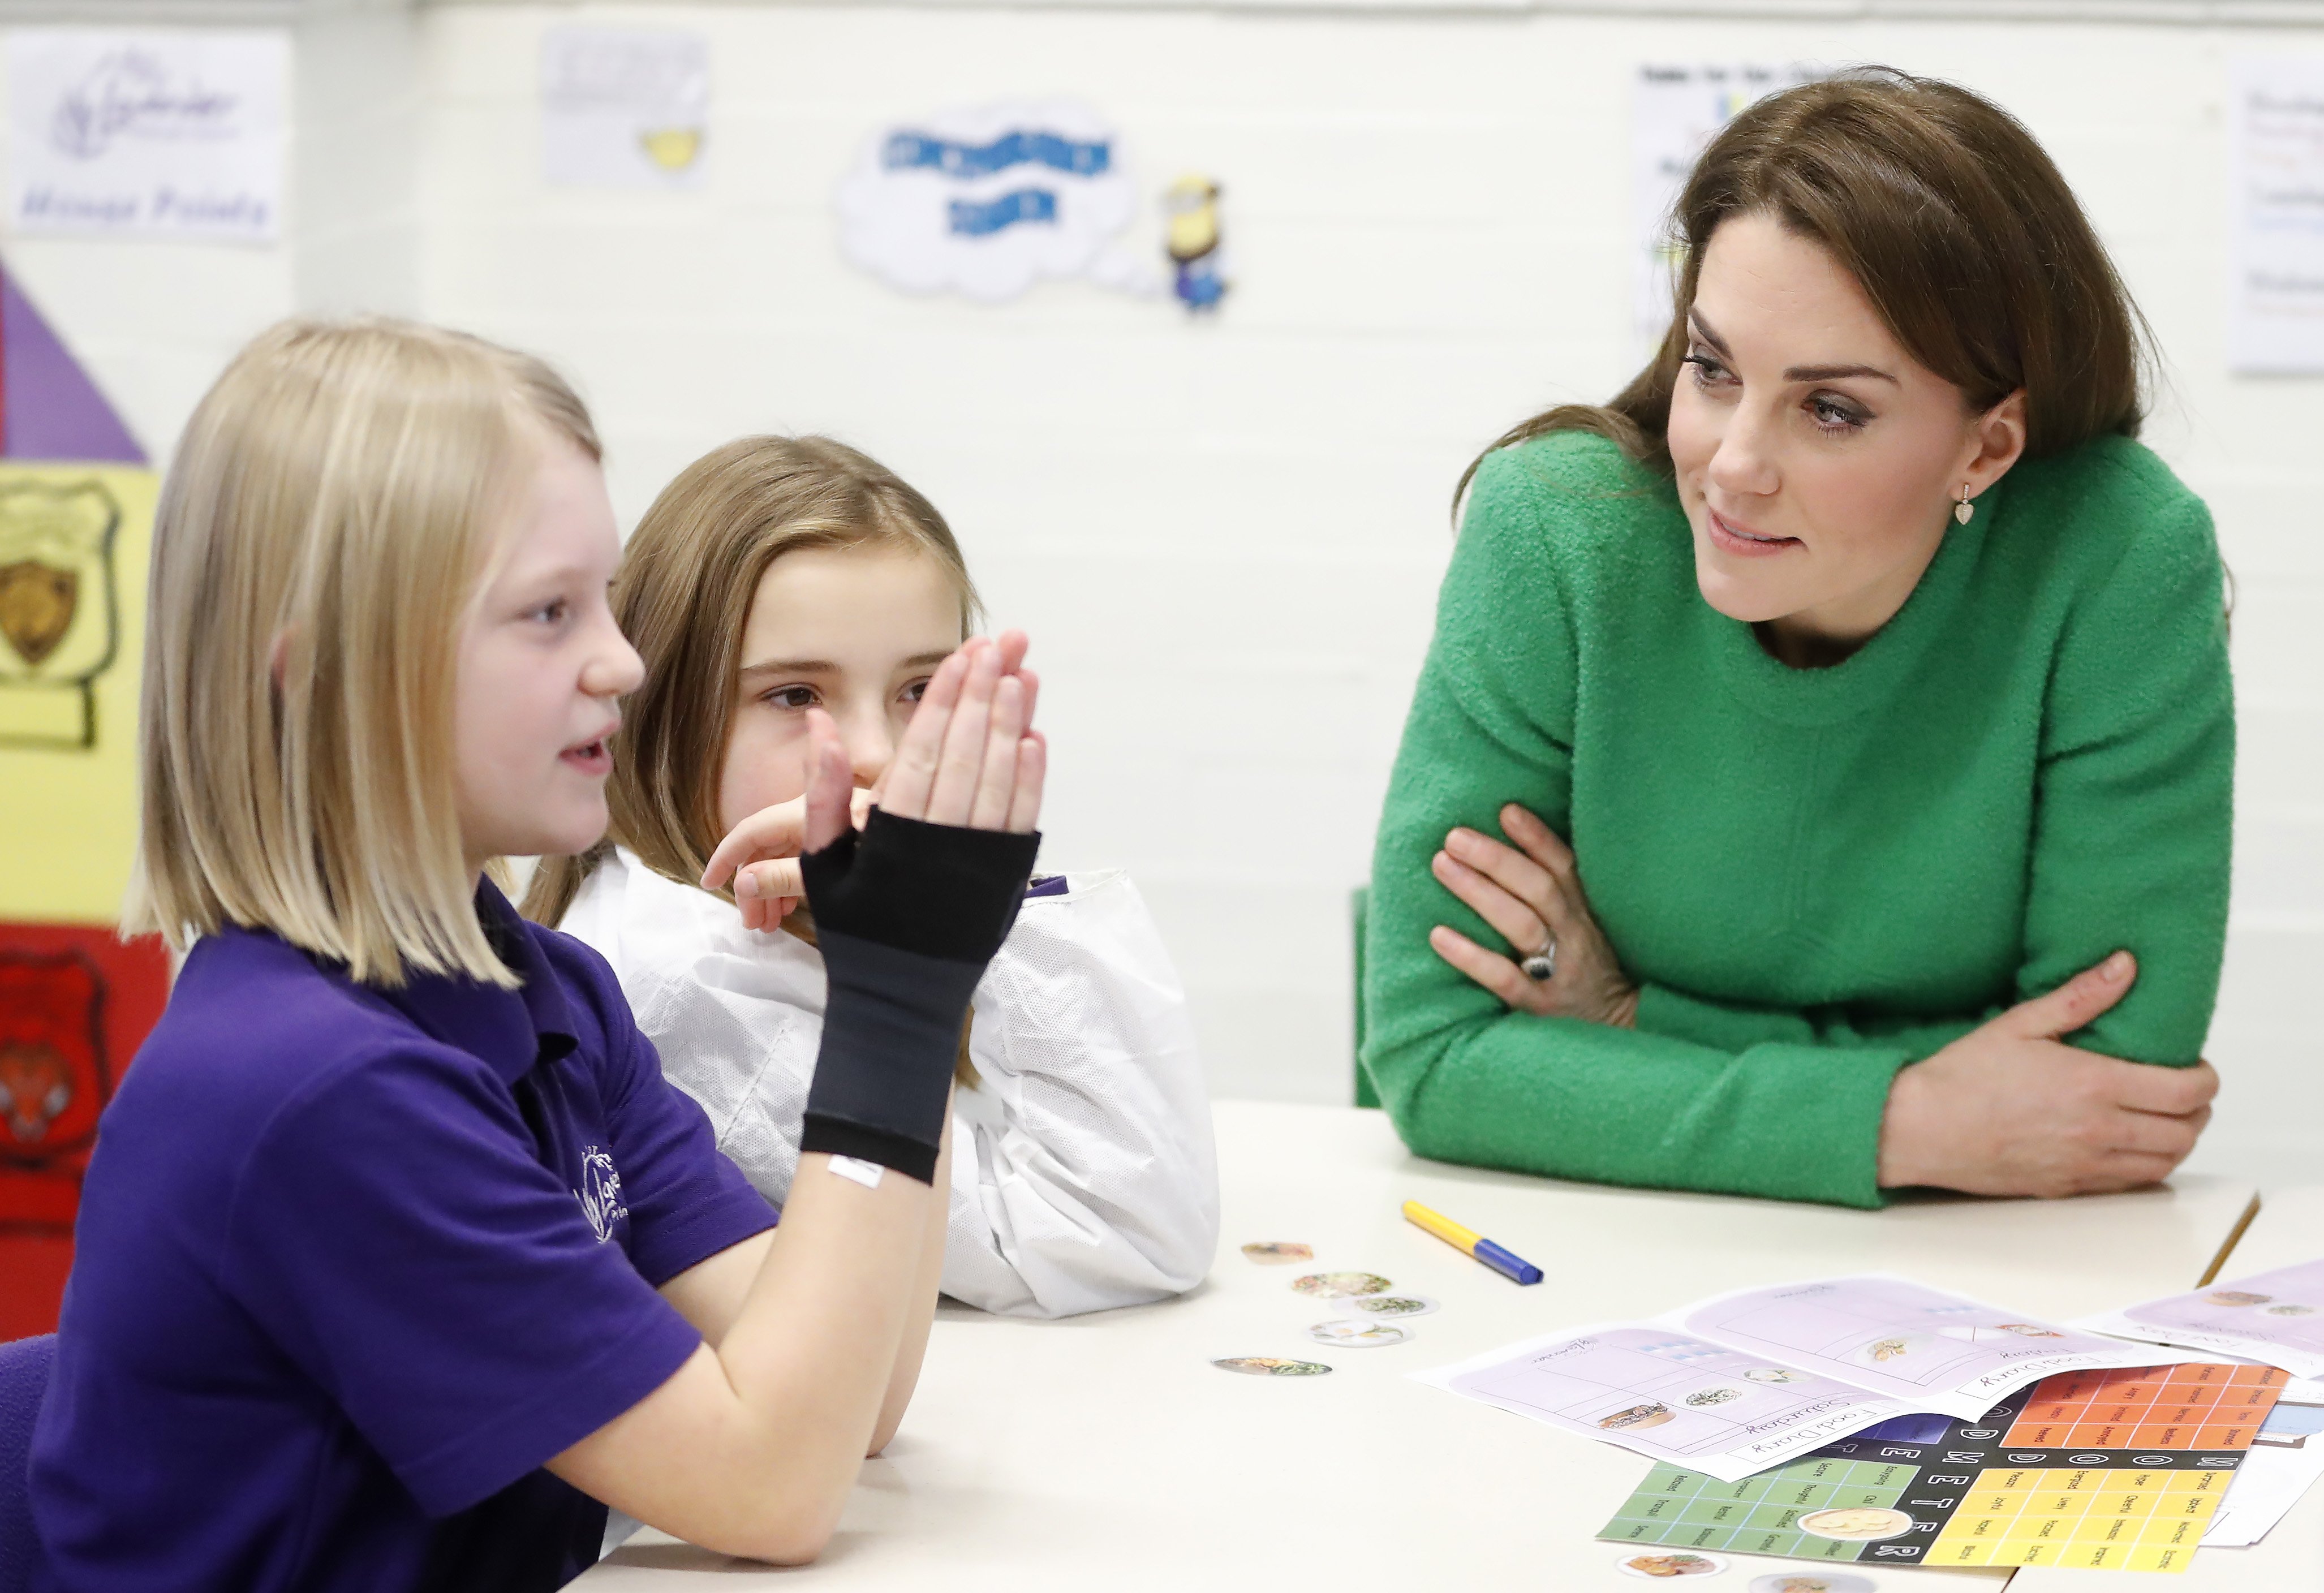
[1521,942,1557,982]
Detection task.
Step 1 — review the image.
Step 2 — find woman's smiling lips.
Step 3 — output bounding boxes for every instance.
[1706,507,1802,558]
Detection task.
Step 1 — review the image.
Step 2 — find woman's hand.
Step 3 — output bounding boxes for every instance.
[1427,803,1639,1027]
[1878,952,2219,1197]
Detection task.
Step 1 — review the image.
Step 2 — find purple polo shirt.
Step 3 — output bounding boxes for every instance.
[29,883,777,1593]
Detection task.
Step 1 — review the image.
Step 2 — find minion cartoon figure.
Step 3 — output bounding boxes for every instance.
[1164,175,1228,313]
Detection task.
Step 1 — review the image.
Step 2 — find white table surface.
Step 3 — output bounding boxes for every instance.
[581,1101,2261,1591]
[2010,1185,2324,1593]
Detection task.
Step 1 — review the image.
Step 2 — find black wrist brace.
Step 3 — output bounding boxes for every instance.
[797,809,1040,1183]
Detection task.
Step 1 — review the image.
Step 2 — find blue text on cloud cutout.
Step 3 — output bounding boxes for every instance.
[885,129,1111,180]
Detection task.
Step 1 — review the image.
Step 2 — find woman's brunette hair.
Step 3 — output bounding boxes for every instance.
[522,436,978,929]
[1459,68,2149,504]
[126,318,596,988]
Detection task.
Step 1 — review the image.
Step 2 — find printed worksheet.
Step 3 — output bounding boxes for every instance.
[1671,1275,2165,1420]
[2081,1260,2324,1379]
[2204,1376,2324,1547]
[1411,1323,1909,1482]
[1601,1361,2287,1574]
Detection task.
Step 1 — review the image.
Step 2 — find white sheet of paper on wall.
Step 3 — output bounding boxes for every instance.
[2230,55,2324,373]
[7,28,287,243]
[1630,64,1815,358]
[836,100,1161,303]
[540,25,708,191]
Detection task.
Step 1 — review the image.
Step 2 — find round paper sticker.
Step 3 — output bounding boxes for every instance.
[1617,1550,1727,1577]
[1241,1242,1314,1265]
[1211,1357,1332,1377]
[1744,1367,1805,1384]
[1684,1386,1745,1407]
[2266,1304,2316,1317]
[1306,1319,1411,1349]
[1341,1293,1439,1320]
[2206,1290,2271,1307]
[1749,1574,1879,1593]
[1798,1506,1915,1542]
[1290,1271,1392,1299]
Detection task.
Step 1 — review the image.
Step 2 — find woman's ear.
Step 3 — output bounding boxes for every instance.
[1967,389,2029,494]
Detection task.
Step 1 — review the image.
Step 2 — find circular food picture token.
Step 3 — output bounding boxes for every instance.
[1340,1293,1439,1320]
[2266,1304,2316,1317]
[1599,1402,1674,1431]
[2206,1290,2272,1307]
[1306,1319,1412,1349]
[1797,1506,1916,1543]
[1684,1385,1745,1407]
[1617,1550,1728,1578]
[1290,1271,1393,1299]
[1749,1574,1878,1593]
[1744,1367,1805,1384]
[1211,1357,1333,1377]
[1241,1242,1314,1265]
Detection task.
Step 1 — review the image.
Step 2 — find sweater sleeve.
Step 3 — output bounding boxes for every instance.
[1363,445,1908,1208]
[2017,493,2232,1065]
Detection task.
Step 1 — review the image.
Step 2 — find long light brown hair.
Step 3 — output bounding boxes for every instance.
[522,436,983,1078]
[1459,68,2148,506]
[127,317,596,988]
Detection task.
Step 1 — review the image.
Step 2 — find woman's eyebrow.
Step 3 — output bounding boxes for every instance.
[1785,361,1899,385]
[1688,311,1897,385]
[900,651,954,669]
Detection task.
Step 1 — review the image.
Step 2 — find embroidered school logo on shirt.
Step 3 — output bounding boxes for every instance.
[574,1145,627,1243]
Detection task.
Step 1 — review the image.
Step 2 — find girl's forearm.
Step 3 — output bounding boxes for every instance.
[868,1110,953,1454]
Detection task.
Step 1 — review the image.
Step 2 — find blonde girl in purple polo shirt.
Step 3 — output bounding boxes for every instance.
[29,318,1045,1592]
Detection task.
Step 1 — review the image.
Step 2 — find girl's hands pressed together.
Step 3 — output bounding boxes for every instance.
[1879,952,2219,1198]
[699,786,874,930]
[700,632,1045,931]
[866,630,1044,836]
[1428,803,1639,1027]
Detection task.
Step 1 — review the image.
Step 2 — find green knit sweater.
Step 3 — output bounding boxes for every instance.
[1362,430,2232,1209]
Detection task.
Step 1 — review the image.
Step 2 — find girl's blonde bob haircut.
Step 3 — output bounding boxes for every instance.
[125,317,597,989]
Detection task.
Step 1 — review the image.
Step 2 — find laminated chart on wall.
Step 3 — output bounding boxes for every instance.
[2081,1261,2324,1378]
[540,25,708,190]
[1599,1362,2286,1574]
[7,29,288,243]
[1630,64,1814,356]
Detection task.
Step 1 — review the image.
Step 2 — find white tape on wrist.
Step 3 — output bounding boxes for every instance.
[828,1155,885,1189]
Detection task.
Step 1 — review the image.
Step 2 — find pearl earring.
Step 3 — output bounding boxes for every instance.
[1955,484,1974,525]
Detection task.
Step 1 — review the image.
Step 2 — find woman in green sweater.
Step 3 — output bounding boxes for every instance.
[1364,70,2228,1209]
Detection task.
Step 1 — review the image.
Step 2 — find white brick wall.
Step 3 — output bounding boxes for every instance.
[6,1,2323,1183]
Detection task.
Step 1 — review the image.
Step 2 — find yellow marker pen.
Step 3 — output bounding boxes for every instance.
[1402,1200,1543,1285]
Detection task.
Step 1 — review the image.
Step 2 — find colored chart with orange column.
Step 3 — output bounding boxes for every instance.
[2004,1363,2284,1452]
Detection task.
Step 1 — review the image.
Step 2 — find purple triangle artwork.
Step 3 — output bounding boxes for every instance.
[1,265,145,464]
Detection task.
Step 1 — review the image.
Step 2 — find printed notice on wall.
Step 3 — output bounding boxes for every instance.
[7,29,287,243]
[2231,56,2324,373]
[1632,64,1815,357]
[541,25,709,190]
